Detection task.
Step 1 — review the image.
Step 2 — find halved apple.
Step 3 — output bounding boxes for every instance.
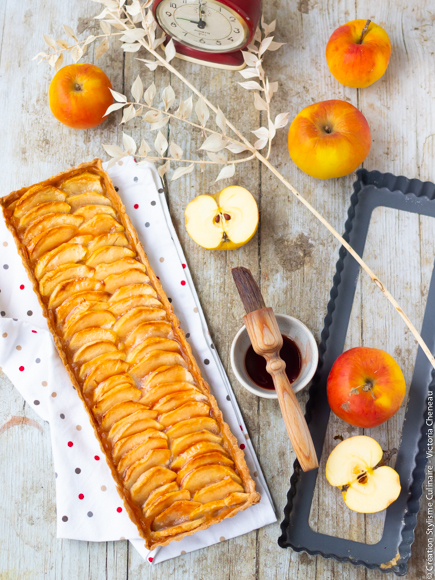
[109,296,163,318]
[176,452,234,485]
[93,384,142,418]
[18,201,71,230]
[165,417,219,442]
[192,477,244,504]
[140,382,202,408]
[73,204,116,221]
[90,373,135,399]
[34,243,87,280]
[39,264,94,297]
[171,430,223,458]
[64,310,116,340]
[113,431,168,467]
[113,307,167,339]
[101,401,150,432]
[125,321,172,351]
[144,489,191,520]
[141,365,195,391]
[73,341,118,365]
[23,213,84,245]
[185,186,258,251]
[13,185,66,219]
[56,291,109,325]
[170,442,227,471]
[150,518,205,541]
[94,258,145,281]
[126,338,179,364]
[158,401,210,429]
[79,214,123,236]
[86,246,135,267]
[103,270,150,294]
[110,283,157,304]
[84,359,130,391]
[108,409,163,444]
[87,232,129,253]
[152,391,208,414]
[59,172,104,195]
[28,225,78,261]
[48,277,100,309]
[78,351,125,380]
[68,327,118,351]
[123,448,172,490]
[142,482,180,512]
[325,435,401,513]
[67,193,111,211]
[152,500,201,531]
[130,466,177,505]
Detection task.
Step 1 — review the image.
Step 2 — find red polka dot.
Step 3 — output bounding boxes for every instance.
[240,425,243,431]
[94,455,100,461]
[117,507,122,513]
[181,280,186,286]
[19,366,24,372]
[148,557,153,563]
[133,204,139,209]
[20,284,25,290]
[68,441,73,447]
[182,264,186,269]
[156,276,160,280]
[31,330,37,333]
[240,443,245,450]
[78,494,84,500]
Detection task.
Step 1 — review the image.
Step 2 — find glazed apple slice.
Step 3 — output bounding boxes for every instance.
[158,401,210,429]
[141,365,196,391]
[93,384,142,418]
[107,409,163,444]
[90,373,135,398]
[59,172,104,195]
[109,296,163,318]
[189,499,227,519]
[39,264,94,297]
[23,213,84,245]
[101,401,151,432]
[192,477,244,504]
[67,192,111,211]
[68,234,93,245]
[126,338,179,364]
[140,382,202,407]
[34,243,87,280]
[165,417,218,442]
[113,431,168,467]
[94,258,146,280]
[171,430,223,458]
[68,327,118,351]
[87,232,129,253]
[152,500,202,531]
[170,442,227,471]
[78,351,126,380]
[79,214,124,236]
[28,225,78,261]
[18,201,71,230]
[73,204,116,221]
[64,310,116,340]
[110,284,158,304]
[130,351,187,382]
[123,448,172,490]
[84,359,130,391]
[86,246,135,267]
[104,270,150,294]
[124,321,172,351]
[150,518,205,541]
[56,291,109,325]
[180,465,242,493]
[13,185,66,218]
[144,489,191,520]
[73,341,118,365]
[152,391,208,414]
[142,482,179,512]
[48,277,101,309]
[130,466,177,505]
[113,307,167,339]
[176,452,234,485]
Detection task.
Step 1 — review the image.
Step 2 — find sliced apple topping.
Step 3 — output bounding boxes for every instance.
[68,234,93,245]
[170,442,227,471]
[90,373,135,398]
[130,352,187,383]
[35,243,87,280]
[59,172,104,195]
[189,499,227,520]
[158,401,210,429]
[101,401,150,432]
[13,185,66,219]
[325,435,401,513]
[79,214,124,236]
[126,338,179,364]
[39,264,94,297]
[109,296,163,318]
[114,431,168,467]
[87,232,129,253]
[23,213,84,245]
[141,365,196,391]
[104,270,150,294]
[125,321,172,351]
[67,193,111,211]
[73,341,118,365]
[108,409,163,445]
[165,417,218,442]
[78,351,126,380]
[84,357,130,389]
[130,466,177,505]
[63,310,116,340]
[48,277,101,309]
[171,430,223,459]
[94,258,145,281]
[57,291,110,325]
[113,307,167,340]
[18,201,71,230]
[68,328,118,353]
[142,482,179,513]
[123,448,172,490]
[151,391,208,414]
[176,452,234,485]
[86,246,135,267]
[192,477,244,504]
[180,465,242,493]
[152,500,202,531]
[140,382,201,408]
[28,225,78,261]
[109,284,157,304]
[73,204,116,221]
[150,518,205,541]
[144,489,191,520]
[93,384,142,418]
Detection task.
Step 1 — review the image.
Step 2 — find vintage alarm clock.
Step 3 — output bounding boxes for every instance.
[152,0,262,70]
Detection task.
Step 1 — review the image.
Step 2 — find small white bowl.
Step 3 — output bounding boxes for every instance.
[230,313,319,399]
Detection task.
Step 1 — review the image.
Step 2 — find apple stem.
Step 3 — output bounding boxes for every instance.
[358,19,372,44]
[377,448,398,468]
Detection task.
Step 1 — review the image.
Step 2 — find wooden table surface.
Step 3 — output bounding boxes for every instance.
[1,0,434,578]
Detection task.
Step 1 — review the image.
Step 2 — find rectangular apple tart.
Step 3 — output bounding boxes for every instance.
[1,159,260,549]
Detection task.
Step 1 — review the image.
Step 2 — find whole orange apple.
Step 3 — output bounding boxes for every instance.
[49,63,113,129]
[327,347,406,428]
[288,100,371,179]
[326,19,391,88]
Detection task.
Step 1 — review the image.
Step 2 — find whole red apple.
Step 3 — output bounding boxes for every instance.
[326,19,391,88]
[288,99,371,179]
[327,347,406,428]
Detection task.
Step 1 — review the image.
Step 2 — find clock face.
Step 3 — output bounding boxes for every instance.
[155,0,250,53]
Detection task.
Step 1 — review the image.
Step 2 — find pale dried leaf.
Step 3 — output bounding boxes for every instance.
[123,133,137,155]
[70,44,83,63]
[103,144,125,158]
[121,104,136,124]
[126,0,141,15]
[100,20,111,34]
[263,20,276,37]
[143,110,162,123]
[154,131,168,156]
[181,96,193,120]
[135,105,144,117]
[56,39,69,49]
[268,118,276,140]
[122,43,141,53]
[215,108,226,135]
[144,82,157,106]
[48,53,58,68]
[199,134,228,152]
[84,35,96,46]
[54,52,64,71]
[169,141,183,160]
[171,163,194,181]
[110,88,127,103]
[226,142,249,154]
[195,98,209,127]
[254,93,268,111]
[268,41,285,51]
[104,102,125,117]
[150,117,170,131]
[259,36,274,56]
[274,112,290,129]
[32,51,48,62]
[139,139,151,157]
[253,27,262,43]
[247,43,258,53]
[268,81,279,101]
[165,38,176,63]
[162,85,175,111]
[158,160,170,178]
[242,51,258,67]
[152,36,166,50]
[252,127,269,139]
[207,151,227,163]
[81,43,88,57]
[239,68,259,79]
[63,24,77,41]
[215,164,235,182]
[95,37,109,59]
[120,28,146,42]
[137,58,159,71]
[131,75,143,102]
[43,34,57,50]
[239,81,263,91]
[254,137,268,150]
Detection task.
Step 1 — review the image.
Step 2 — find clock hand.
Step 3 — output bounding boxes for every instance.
[197,0,206,29]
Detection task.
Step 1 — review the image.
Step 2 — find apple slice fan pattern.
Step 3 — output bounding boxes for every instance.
[0,156,276,564]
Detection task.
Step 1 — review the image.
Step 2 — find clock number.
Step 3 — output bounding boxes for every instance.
[228,37,234,42]
[216,40,221,45]
[166,11,172,16]
[229,16,236,22]
[199,38,206,44]
[234,28,240,34]
[170,21,177,27]
[170,2,176,7]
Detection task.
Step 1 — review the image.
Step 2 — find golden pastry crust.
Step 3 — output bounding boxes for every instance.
[1,159,260,550]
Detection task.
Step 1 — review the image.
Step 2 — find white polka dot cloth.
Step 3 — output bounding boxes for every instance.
[0,157,276,564]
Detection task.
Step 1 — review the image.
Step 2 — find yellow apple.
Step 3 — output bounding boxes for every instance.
[325,435,401,513]
[184,186,258,250]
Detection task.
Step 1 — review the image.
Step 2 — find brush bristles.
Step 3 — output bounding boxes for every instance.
[231,267,266,314]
